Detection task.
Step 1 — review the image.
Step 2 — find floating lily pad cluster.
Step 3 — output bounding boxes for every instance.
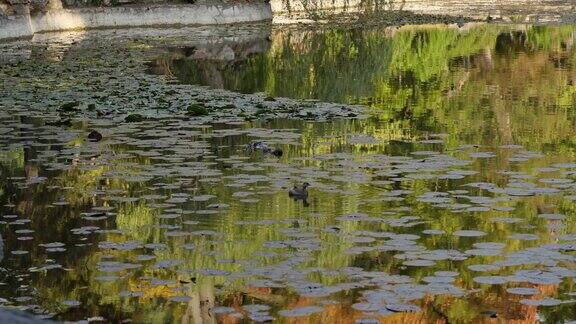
[0,27,365,127]
[0,25,574,323]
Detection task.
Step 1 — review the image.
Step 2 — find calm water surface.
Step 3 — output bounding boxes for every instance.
[1,23,576,323]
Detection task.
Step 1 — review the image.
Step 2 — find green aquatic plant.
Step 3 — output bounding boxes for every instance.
[186,103,208,116]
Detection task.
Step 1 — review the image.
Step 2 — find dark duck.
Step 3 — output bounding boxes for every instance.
[246,141,283,157]
[288,182,310,199]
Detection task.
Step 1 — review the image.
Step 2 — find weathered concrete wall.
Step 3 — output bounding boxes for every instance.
[1,0,574,41]
[0,15,34,39]
[400,0,574,20]
[270,0,352,14]
[0,3,272,40]
[270,0,575,21]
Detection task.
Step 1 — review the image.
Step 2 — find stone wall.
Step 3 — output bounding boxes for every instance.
[0,2,272,40]
[269,0,575,21]
[1,0,574,41]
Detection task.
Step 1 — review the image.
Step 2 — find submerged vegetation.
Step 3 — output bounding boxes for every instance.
[0,22,575,322]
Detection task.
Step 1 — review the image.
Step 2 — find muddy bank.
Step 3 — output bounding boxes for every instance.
[273,10,477,27]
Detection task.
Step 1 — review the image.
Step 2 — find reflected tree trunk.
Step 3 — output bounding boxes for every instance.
[182,282,216,324]
[492,100,513,145]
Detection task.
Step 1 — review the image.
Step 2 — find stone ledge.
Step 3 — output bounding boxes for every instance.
[0,3,272,40]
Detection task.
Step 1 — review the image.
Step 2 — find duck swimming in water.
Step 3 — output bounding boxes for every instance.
[288,182,310,199]
[87,130,103,142]
[246,141,283,157]
[263,147,283,157]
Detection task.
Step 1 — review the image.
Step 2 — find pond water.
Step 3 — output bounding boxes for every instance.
[1,23,576,323]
